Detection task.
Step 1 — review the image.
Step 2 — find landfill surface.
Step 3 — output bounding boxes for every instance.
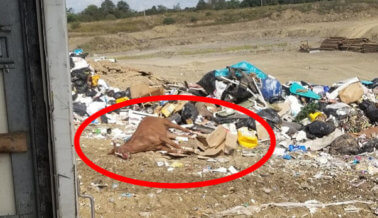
[72,49,378,217]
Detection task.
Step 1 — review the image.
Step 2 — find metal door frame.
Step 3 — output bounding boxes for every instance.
[0,0,77,217]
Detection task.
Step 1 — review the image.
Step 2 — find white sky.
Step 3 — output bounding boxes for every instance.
[66,0,199,12]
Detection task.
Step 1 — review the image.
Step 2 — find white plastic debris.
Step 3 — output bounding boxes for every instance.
[327,77,359,100]
[71,57,89,71]
[87,101,107,115]
[212,167,227,173]
[128,110,158,126]
[273,147,286,156]
[286,96,303,117]
[228,166,239,174]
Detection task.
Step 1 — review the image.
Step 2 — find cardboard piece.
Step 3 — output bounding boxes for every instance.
[224,132,238,155]
[199,142,225,156]
[0,132,28,153]
[174,101,188,112]
[206,126,227,147]
[130,84,164,99]
[276,101,291,117]
[339,82,364,104]
[256,123,270,141]
[195,138,208,151]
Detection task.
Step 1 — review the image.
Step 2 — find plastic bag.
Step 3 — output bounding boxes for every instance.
[214,80,228,99]
[261,77,282,101]
[197,71,217,95]
[181,103,199,123]
[257,108,281,127]
[359,100,378,123]
[305,120,335,139]
[214,61,267,80]
[236,118,256,130]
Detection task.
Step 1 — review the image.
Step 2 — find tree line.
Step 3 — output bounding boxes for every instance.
[67,0,330,23]
[67,0,131,22]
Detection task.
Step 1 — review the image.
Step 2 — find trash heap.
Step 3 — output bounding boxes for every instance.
[70,49,378,171]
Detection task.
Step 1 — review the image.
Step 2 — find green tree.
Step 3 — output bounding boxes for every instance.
[196,0,208,10]
[146,6,158,15]
[81,5,102,21]
[66,8,78,22]
[157,5,168,13]
[101,0,116,14]
[117,0,129,12]
[115,0,130,18]
[240,0,261,7]
[214,0,227,10]
[226,0,240,9]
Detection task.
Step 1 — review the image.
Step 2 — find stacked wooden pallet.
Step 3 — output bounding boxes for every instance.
[319,37,378,53]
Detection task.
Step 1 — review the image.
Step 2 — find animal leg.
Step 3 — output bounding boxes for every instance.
[159,146,176,153]
[167,132,181,139]
[164,119,191,133]
[160,136,182,149]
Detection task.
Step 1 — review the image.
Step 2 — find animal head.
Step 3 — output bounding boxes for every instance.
[114,146,131,160]
[109,141,131,160]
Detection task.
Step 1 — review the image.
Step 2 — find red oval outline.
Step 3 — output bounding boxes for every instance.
[74,95,276,189]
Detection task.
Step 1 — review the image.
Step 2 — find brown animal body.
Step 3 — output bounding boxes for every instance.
[111,117,191,159]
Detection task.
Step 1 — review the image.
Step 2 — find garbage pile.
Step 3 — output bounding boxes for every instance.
[70,49,378,170]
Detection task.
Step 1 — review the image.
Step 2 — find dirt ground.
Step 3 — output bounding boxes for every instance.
[77,124,377,218]
[73,8,378,218]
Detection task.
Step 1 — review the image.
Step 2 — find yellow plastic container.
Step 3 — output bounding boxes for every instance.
[161,103,176,117]
[309,111,323,122]
[116,97,129,104]
[237,127,258,149]
[91,75,100,87]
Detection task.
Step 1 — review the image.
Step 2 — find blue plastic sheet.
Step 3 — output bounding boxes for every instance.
[74,48,84,55]
[261,77,282,100]
[214,61,267,79]
[289,82,321,100]
[361,80,373,85]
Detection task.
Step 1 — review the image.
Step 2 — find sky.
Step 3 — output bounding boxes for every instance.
[66,0,199,13]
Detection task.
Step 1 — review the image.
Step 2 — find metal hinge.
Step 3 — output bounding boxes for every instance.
[0,60,15,73]
[0,25,11,32]
[0,24,14,73]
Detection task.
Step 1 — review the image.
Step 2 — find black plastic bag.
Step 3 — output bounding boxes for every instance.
[236,118,256,130]
[168,113,182,124]
[305,120,335,139]
[258,108,282,127]
[181,103,199,122]
[222,84,253,104]
[71,68,90,81]
[125,87,131,98]
[86,89,98,97]
[101,115,108,124]
[73,102,88,117]
[197,71,217,95]
[114,91,127,99]
[106,90,115,97]
[359,100,378,123]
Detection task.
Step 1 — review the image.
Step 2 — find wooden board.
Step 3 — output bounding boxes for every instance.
[0,132,27,153]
